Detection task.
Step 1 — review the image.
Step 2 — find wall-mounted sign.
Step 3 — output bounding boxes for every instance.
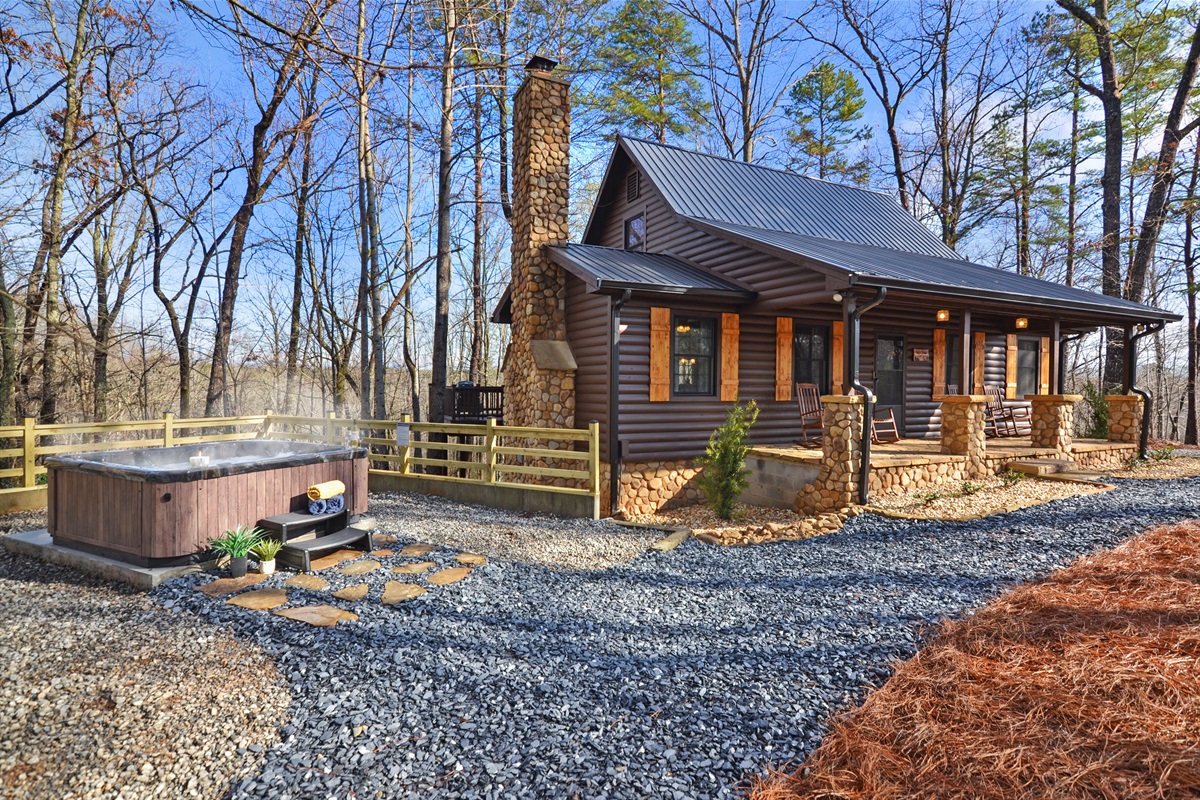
[395,423,411,447]
[912,348,931,362]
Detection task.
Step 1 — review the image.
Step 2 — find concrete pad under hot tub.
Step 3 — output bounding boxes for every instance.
[45,440,368,568]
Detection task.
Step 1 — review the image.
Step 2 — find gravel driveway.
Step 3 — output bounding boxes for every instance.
[156,477,1200,800]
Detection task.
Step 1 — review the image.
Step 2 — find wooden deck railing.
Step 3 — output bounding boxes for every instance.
[0,412,600,507]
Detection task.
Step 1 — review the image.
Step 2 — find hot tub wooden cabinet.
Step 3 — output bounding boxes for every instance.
[46,440,368,566]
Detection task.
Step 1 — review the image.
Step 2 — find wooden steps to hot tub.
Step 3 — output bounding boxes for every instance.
[258,509,373,572]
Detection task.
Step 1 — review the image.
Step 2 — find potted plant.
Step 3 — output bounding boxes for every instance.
[253,538,283,575]
[208,525,264,578]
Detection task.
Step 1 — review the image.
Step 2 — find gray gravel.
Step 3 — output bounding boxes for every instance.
[0,517,288,799]
[154,478,1200,800]
[370,491,660,569]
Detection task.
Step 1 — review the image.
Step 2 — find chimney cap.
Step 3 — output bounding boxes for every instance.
[525,55,559,73]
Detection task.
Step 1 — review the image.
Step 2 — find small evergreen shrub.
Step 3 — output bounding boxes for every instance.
[697,400,760,520]
[1001,469,1025,487]
[960,481,983,496]
[1081,382,1109,439]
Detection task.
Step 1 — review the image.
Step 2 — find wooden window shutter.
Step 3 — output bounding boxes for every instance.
[649,307,670,402]
[1005,334,1018,399]
[932,329,946,400]
[973,332,986,394]
[1039,336,1051,395]
[831,321,845,394]
[720,313,739,401]
[775,317,793,401]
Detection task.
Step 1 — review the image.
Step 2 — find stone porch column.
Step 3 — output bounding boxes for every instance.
[939,395,987,478]
[794,395,864,514]
[1026,394,1083,454]
[1106,394,1144,444]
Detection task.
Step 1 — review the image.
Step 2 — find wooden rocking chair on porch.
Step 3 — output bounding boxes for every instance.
[795,383,824,446]
[984,385,1032,438]
[870,408,901,443]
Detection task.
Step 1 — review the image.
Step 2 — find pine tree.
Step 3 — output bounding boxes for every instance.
[583,0,709,143]
[696,401,759,521]
[783,61,872,184]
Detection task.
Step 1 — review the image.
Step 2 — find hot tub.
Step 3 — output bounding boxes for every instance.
[46,440,368,566]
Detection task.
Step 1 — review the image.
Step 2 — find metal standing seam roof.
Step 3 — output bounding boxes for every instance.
[617,136,962,260]
[547,243,755,297]
[687,217,1180,321]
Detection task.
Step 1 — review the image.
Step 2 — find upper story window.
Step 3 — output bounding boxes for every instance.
[624,214,646,251]
[672,315,716,396]
[1016,337,1040,396]
[793,325,830,394]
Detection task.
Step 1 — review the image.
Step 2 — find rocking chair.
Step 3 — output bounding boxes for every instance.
[795,383,824,446]
[984,385,1031,438]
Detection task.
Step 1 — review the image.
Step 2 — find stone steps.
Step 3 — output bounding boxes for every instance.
[1006,458,1077,477]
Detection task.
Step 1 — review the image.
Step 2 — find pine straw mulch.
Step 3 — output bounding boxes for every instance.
[747,520,1200,800]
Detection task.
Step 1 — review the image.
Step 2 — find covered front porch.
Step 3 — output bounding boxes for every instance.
[742,392,1144,513]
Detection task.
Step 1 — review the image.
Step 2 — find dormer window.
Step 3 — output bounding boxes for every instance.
[624,214,645,251]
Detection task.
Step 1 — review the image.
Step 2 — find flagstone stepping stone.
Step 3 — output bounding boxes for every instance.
[332,583,369,602]
[273,604,358,627]
[427,567,472,586]
[392,561,436,575]
[400,543,435,557]
[370,549,394,557]
[374,534,398,544]
[285,574,330,591]
[382,581,427,605]
[197,574,266,597]
[339,559,381,576]
[225,588,288,610]
[310,549,365,571]
[455,553,487,566]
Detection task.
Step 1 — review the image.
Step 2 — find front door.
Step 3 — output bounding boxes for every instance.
[874,335,905,431]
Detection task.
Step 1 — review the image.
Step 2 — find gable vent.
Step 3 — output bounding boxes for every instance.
[626,171,640,202]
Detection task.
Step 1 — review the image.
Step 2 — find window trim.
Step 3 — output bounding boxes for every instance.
[624,213,646,251]
[671,313,718,397]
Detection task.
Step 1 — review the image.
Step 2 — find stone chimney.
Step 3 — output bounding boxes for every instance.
[504,56,576,429]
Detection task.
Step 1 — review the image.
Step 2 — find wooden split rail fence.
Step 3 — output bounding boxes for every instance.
[0,413,600,512]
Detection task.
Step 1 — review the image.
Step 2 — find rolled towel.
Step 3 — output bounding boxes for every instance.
[326,494,345,514]
[308,497,328,515]
[307,480,346,501]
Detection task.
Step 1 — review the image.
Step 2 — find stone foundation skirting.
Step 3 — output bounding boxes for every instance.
[607,459,704,517]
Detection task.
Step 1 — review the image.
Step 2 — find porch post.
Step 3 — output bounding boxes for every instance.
[1121,324,1133,393]
[841,294,855,394]
[1027,394,1083,455]
[939,395,988,478]
[1050,320,1061,394]
[959,309,971,393]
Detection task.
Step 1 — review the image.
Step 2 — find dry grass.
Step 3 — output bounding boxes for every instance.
[747,521,1200,800]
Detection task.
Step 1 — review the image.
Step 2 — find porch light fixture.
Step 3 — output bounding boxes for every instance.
[1015,317,1029,329]
[936,309,950,322]
[832,292,844,303]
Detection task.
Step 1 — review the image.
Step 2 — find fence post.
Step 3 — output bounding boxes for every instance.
[258,410,274,439]
[485,417,498,483]
[326,411,337,444]
[163,412,174,447]
[22,417,35,488]
[588,420,600,497]
[398,413,411,474]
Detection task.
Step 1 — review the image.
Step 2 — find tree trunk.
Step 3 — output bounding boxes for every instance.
[1185,146,1199,445]
[429,0,457,425]
[469,80,485,383]
[286,71,317,416]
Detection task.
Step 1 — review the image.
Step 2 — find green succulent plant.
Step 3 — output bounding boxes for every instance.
[252,538,283,561]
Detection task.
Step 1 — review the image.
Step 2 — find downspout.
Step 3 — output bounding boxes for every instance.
[1128,321,1165,460]
[608,289,632,517]
[849,287,887,505]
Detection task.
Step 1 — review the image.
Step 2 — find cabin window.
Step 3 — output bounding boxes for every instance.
[793,325,830,394]
[945,333,962,393]
[624,214,646,251]
[672,315,716,395]
[1016,337,1040,397]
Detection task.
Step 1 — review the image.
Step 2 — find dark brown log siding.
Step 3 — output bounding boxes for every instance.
[565,274,611,458]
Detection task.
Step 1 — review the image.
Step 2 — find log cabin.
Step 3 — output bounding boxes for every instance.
[495,57,1180,517]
